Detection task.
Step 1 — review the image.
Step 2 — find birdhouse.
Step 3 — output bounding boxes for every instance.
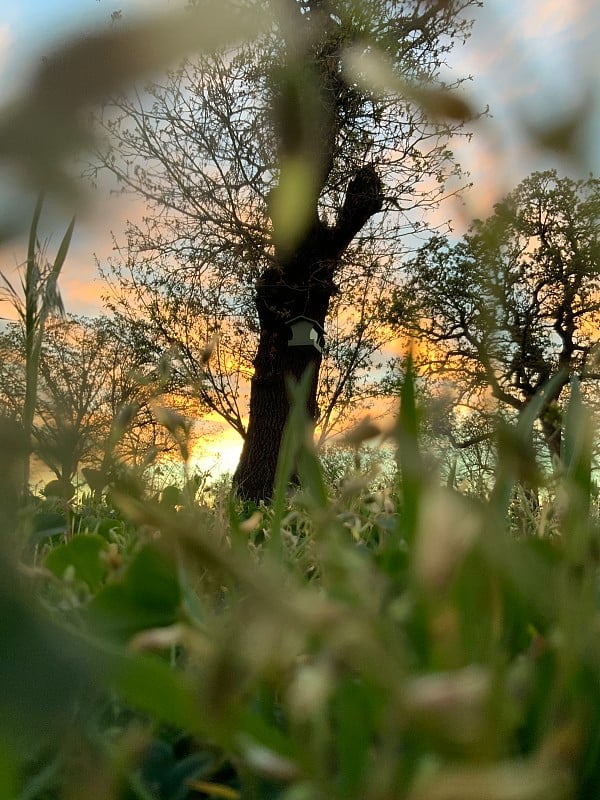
[286,316,325,353]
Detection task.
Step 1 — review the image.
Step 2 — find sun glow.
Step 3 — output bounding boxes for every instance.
[191,422,243,477]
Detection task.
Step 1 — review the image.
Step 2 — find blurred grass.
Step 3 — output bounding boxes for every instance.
[2,360,600,799]
[0,1,270,211]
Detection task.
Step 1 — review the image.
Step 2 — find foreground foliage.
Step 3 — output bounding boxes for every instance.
[2,367,600,800]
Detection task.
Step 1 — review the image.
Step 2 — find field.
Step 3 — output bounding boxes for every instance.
[2,364,600,800]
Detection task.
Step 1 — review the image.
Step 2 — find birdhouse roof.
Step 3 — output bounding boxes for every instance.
[286,315,325,334]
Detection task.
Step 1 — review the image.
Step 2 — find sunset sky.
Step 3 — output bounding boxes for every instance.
[1,0,599,473]
[1,0,597,247]
[0,0,597,266]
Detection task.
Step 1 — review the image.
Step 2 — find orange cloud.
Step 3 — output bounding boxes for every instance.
[59,273,106,316]
[61,187,153,315]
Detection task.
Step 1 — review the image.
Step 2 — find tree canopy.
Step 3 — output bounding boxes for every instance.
[392,170,600,464]
[93,0,481,501]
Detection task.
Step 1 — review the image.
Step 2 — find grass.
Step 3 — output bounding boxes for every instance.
[1,365,600,800]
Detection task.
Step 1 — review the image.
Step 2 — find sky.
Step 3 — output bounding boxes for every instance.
[0,0,597,251]
[0,0,599,473]
[452,0,600,216]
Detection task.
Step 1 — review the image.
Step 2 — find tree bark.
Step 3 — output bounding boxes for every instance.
[233,166,384,502]
[233,329,322,503]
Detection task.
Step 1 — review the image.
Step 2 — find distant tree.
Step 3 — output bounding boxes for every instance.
[391,170,600,465]
[94,0,481,502]
[0,315,194,489]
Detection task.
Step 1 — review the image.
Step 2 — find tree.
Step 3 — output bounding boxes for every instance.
[0,315,191,489]
[94,0,480,502]
[391,170,600,466]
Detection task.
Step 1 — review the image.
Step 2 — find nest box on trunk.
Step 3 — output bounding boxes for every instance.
[286,316,325,353]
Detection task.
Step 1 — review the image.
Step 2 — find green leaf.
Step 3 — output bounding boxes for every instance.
[108,650,202,735]
[563,377,592,488]
[45,534,109,591]
[0,561,94,746]
[343,45,474,121]
[491,371,567,515]
[270,156,318,253]
[26,194,43,280]
[51,215,76,276]
[127,545,181,609]
[561,377,593,563]
[269,369,315,554]
[87,544,181,640]
[161,485,184,509]
[17,754,62,800]
[0,736,18,800]
[333,679,376,797]
[96,517,125,539]
[398,352,421,543]
[30,510,67,544]
[41,214,75,319]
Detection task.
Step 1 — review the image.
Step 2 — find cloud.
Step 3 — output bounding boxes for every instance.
[512,0,600,89]
[0,184,149,321]
[61,278,104,315]
[450,0,600,189]
[127,0,185,6]
[55,190,153,316]
[0,24,12,77]
[520,0,599,44]
[520,2,575,39]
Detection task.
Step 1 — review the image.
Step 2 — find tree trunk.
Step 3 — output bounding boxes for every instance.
[233,221,334,503]
[233,329,322,503]
[233,166,385,502]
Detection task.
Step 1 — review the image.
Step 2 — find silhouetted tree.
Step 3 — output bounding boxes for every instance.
[94,0,480,501]
[0,315,192,487]
[391,170,600,464]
